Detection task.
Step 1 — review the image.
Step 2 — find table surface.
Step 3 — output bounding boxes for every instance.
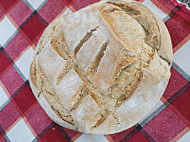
[0,0,190,142]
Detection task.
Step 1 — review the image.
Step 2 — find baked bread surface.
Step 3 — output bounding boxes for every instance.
[29,0,173,134]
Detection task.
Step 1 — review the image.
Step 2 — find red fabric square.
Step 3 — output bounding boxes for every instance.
[0,136,6,142]
[38,0,66,24]
[63,127,80,139]
[128,132,149,142]
[39,125,68,142]
[22,15,46,42]
[163,67,188,100]
[0,7,4,19]
[4,32,29,61]
[33,31,43,47]
[144,107,186,142]
[0,52,11,75]
[0,132,2,138]
[13,84,36,113]
[165,14,190,48]
[176,6,190,24]
[25,103,52,135]
[172,87,190,122]
[0,101,20,130]
[9,0,32,27]
[0,66,24,96]
[109,127,135,142]
[0,0,19,11]
[152,0,190,23]
[0,132,3,141]
[151,0,176,12]
[69,0,99,11]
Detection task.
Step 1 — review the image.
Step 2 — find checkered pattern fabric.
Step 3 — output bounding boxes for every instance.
[0,0,190,141]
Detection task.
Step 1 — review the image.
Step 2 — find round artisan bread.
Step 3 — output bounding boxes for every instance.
[29,0,173,134]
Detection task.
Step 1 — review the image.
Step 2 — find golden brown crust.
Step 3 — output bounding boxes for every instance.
[29,0,172,134]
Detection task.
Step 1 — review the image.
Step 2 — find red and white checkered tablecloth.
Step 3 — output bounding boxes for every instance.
[0,0,190,142]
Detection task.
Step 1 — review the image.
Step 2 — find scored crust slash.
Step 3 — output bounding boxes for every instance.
[29,0,173,134]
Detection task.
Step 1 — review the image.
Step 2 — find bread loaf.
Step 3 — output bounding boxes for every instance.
[29,0,173,134]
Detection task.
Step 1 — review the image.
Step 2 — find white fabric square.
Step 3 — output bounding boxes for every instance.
[26,0,47,10]
[75,134,109,142]
[15,47,35,80]
[0,86,9,107]
[178,131,190,142]
[174,40,190,76]
[142,0,168,20]
[0,16,17,47]
[7,119,35,142]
